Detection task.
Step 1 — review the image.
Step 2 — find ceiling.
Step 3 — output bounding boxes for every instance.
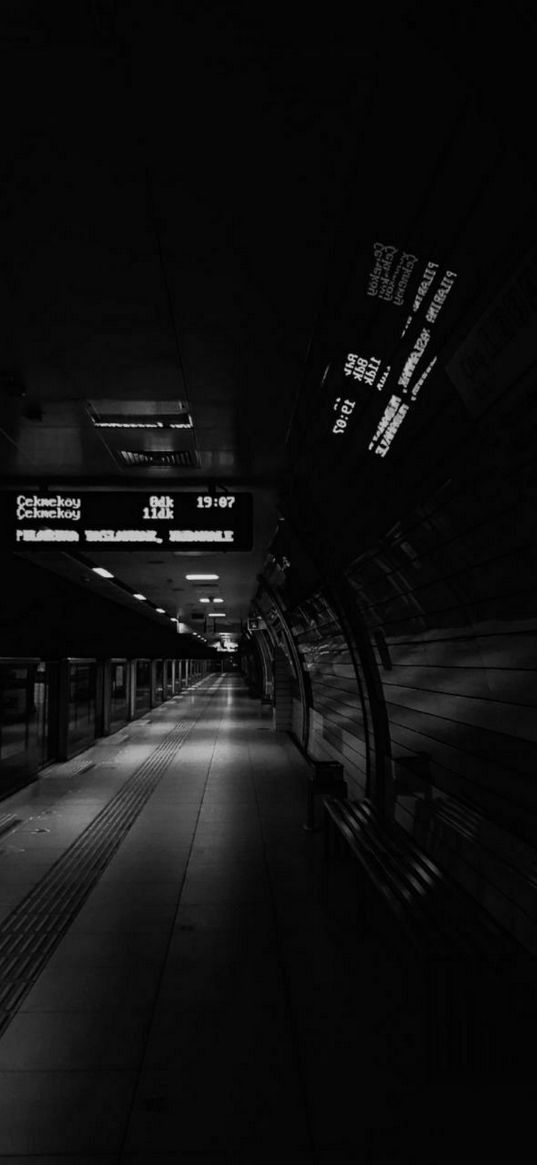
[0,0,380,645]
[0,2,532,648]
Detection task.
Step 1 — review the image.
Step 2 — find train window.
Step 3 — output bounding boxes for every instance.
[112,663,127,699]
[0,661,40,792]
[67,663,96,754]
[135,660,151,714]
[110,661,129,730]
[0,665,31,762]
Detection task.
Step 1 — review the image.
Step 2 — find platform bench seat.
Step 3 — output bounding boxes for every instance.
[303,760,347,830]
[322,795,536,1075]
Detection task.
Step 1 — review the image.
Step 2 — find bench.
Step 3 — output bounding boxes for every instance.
[303,760,347,831]
[323,795,535,1075]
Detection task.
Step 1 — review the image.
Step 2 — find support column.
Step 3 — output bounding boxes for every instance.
[100,661,111,736]
[128,661,136,720]
[57,660,69,761]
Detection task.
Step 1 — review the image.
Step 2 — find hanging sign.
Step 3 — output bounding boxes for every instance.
[7,491,253,551]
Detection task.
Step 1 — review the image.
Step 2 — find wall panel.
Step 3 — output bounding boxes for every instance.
[346,450,537,949]
[290,594,369,800]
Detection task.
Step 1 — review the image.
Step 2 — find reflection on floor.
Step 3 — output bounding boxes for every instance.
[0,675,533,1162]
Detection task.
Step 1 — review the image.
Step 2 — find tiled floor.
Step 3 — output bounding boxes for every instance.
[0,675,534,1163]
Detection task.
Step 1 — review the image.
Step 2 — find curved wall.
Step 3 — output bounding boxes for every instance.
[288,592,370,801]
[268,22,537,951]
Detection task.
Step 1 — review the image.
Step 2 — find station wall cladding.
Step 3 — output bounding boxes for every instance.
[275,31,537,952]
[288,593,370,802]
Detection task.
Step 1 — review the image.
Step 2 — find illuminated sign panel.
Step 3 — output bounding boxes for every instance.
[325,237,459,456]
[8,492,253,551]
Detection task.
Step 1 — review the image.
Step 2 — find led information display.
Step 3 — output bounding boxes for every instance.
[326,238,459,457]
[8,492,253,551]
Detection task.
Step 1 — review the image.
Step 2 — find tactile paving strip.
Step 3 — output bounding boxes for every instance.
[0,675,223,1036]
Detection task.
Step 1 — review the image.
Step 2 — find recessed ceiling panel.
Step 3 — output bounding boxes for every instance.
[117,449,199,468]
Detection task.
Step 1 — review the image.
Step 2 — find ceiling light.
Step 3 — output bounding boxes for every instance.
[133,593,146,601]
[213,597,224,603]
[199,597,210,603]
[92,566,114,579]
[93,421,162,429]
[87,402,192,429]
[93,419,192,431]
[186,574,219,581]
[212,613,226,618]
[156,608,166,614]
[92,424,191,433]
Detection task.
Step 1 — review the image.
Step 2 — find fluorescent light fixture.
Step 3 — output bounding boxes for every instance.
[92,566,114,579]
[185,574,219,581]
[199,598,210,603]
[133,593,146,601]
[213,597,224,603]
[93,421,161,429]
[156,608,166,614]
[212,612,226,618]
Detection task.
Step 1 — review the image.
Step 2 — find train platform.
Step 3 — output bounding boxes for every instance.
[0,674,531,1163]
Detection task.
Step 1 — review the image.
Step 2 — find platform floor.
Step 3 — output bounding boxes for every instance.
[0,674,533,1163]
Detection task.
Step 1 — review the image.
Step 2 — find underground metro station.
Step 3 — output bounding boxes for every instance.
[1,2,537,1160]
